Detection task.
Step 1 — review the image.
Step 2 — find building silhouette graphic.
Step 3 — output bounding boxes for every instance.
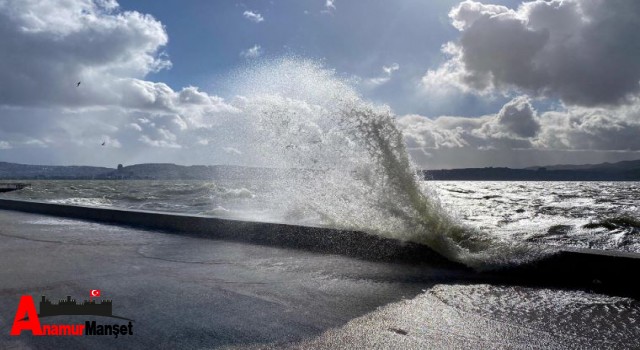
[39,296,113,317]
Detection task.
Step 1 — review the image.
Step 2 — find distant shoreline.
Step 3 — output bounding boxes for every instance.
[423,168,640,181]
[2,159,640,181]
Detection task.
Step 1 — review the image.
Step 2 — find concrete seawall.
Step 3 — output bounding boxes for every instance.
[0,198,639,299]
[0,198,450,265]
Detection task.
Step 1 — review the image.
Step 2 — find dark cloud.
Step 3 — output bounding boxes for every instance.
[492,96,539,138]
[432,0,640,106]
[410,0,640,168]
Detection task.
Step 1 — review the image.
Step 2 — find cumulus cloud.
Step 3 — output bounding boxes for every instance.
[425,0,640,107]
[326,0,336,10]
[0,0,239,165]
[535,102,640,151]
[398,95,640,168]
[367,63,400,87]
[223,147,242,155]
[422,42,492,99]
[240,45,263,59]
[399,97,537,155]
[243,10,264,23]
[322,0,336,14]
[481,96,540,139]
[0,0,235,116]
[0,0,171,108]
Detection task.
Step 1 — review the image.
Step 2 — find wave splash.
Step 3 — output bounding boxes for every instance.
[226,58,548,269]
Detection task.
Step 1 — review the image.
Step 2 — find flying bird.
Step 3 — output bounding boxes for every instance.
[76,81,81,87]
[101,141,106,146]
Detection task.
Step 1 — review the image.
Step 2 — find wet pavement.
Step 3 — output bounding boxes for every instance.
[0,209,638,349]
[0,209,458,349]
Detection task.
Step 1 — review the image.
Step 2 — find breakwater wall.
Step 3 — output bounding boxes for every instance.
[0,198,449,265]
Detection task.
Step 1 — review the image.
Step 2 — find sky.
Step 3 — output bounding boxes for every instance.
[1,0,640,169]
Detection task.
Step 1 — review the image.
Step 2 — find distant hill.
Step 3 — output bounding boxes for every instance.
[0,162,274,180]
[425,159,640,181]
[525,159,640,171]
[2,159,640,181]
[0,162,112,179]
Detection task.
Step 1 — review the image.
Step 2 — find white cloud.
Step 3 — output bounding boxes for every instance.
[223,147,242,155]
[449,1,511,31]
[0,0,239,163]
[425,0,640,107]
[326,0,336,10]
[383,64,400,77]
[0,141,11,150]
[139,134,181,149]
[422,42,492,97]
[127,123,143,132]
[535,102,640,151]
[240,45,263,59]
[367,63,399,87]
[0,0,171,108]
[399,96,640,163]
[322,0,336,14]
[243,10,264,23]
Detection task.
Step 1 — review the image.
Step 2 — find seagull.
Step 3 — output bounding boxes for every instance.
[76,81,81,87]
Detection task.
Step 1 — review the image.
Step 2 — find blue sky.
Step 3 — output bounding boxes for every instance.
[1,0,640,168]
[117,0,520,116]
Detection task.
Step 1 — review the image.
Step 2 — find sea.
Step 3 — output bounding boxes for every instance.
[2,179,639,255]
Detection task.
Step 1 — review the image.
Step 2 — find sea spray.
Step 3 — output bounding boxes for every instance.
[224,58,549,269]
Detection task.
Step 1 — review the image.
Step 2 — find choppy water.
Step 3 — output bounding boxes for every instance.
[2,179,639,255]
[434,181,640,253]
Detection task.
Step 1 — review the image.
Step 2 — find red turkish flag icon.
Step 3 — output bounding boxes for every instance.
[90,289,101,298]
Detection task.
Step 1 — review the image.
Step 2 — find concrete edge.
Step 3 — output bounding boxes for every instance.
[0,198,453,266]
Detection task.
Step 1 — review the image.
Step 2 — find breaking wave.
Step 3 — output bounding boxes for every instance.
[223,58,548,269]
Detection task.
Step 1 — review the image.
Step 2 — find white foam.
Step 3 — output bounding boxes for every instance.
[218,58,548,269]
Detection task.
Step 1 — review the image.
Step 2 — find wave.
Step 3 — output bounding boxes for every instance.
[222,58,550,269]
[219,188,255,199]
[49,197,113,208]
[583,216,640,232]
